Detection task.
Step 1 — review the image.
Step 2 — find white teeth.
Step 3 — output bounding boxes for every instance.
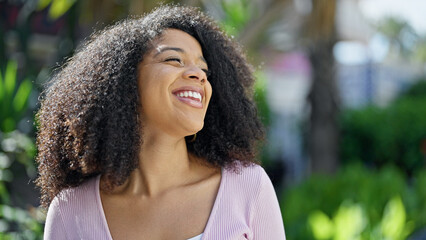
[177,91,202,102]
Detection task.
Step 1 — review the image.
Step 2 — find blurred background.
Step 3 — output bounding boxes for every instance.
[1,0,425,239]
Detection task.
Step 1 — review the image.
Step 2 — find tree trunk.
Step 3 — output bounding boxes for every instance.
[306,0,339,174]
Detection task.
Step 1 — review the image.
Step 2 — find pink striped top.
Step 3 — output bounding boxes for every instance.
[44,164,286,239]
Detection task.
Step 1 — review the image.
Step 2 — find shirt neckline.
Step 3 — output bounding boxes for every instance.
[95,167,225,240]
[187,233,203,240]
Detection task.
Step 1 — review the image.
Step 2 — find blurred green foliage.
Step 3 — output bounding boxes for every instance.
[0,61,33,133]
[219,0,252,37]
[254,70,271,127]
[0,58,42,239]
[0,1,75,237]
[340,79,426,175]
[37,0,77,19]
[308,196,413,240]
[281,164,426,239]
[0,131,43,239]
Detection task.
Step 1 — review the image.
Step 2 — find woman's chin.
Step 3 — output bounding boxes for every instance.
[183,122,204,136]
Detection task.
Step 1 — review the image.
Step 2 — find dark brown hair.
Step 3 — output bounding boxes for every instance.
[36,5,264,207]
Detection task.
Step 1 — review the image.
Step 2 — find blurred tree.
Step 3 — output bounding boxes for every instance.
[304,0,339,174]
[203,0,289,61]
[376,16,426,71]
[237,0,289,52]
[377,17,418,60]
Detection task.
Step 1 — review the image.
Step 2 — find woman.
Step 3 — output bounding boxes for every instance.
[37,5,286,240]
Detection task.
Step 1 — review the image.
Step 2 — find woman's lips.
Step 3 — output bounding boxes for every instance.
[172,88,204,109]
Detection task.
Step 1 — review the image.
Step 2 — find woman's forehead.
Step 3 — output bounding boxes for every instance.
[154,29,200,48]
[147,29,204,58]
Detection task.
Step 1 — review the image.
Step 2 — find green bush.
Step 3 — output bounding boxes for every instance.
[340,80,426,175]
[0,131,44,239]
[281,164,426,240]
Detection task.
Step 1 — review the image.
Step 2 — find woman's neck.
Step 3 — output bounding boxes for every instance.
[126,130,196,197]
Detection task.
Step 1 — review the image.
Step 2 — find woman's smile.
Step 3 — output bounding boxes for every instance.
[172,86,204,109]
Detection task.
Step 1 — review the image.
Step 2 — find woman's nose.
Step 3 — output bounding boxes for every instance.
[182,66,206,83]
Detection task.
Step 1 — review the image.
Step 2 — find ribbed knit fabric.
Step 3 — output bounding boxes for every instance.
[44,164,286,239]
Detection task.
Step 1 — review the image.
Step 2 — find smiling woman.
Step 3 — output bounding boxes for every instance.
[138,29,212,136]
[36,5,286,240]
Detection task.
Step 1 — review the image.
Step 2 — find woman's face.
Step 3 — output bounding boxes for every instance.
[138,29,212,138]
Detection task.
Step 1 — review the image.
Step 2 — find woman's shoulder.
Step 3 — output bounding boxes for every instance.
[215,165,285,239]
[223,163,269,184]
[221,163,271,198]
[202,163,281,237]
[50,175,100,216]
[45,175,112,238]
[54,176,99,204]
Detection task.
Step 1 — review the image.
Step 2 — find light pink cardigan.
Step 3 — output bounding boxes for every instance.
[44,164,286,239]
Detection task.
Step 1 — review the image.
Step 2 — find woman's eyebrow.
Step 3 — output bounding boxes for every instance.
[154,46,184,56]
[154,46,207,65]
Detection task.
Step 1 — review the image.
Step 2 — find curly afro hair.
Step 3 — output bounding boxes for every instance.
[36,5,264,208]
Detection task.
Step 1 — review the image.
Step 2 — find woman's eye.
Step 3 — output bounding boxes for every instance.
[165,58,183,64]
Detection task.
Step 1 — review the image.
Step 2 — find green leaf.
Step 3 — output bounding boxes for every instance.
[4,61,17,99]
[48,0,76,19]
[1,61,17,126]
[308,210,334,239]
[37,0,52,11]
[380,196,407,239]
[12,78,32,114]
[0,67,4,106]
[333,201,367,240]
